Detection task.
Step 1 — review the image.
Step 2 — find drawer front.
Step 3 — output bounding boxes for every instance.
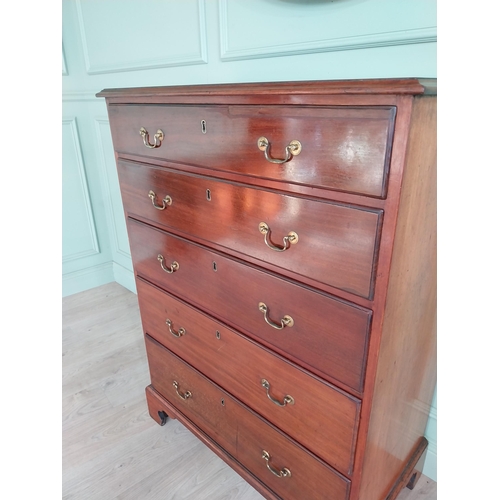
[119,160,382,299]
[109,104,395,198]
[145,335,350,500]
[129,219,371,393]
[137,278,360,475]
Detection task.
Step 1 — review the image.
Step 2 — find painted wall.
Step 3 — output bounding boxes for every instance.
[62,0,437,480]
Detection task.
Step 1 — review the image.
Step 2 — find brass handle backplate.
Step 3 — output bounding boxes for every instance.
[166,319,185,338]
[259,222,298,252]
[157,254,179,274]
[173,381,192,400]
[261,379,294,407]
[257,136,301,164]
[261,450,291,478]
[148,190,172,210]
[140,127,164,149]
[258,302,294,330]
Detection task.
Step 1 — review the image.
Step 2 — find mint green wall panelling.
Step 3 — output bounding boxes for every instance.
[205,42,437,84]
[75,0,207,74]
[94,119,131,264]
[423,387,437,479]
[62,0,209,93]
[62,118,100,264]
[62,44,68,75]
[63,100,115,296]
[94,118,135,292]
[62,0,436,94]
[220,0,436,61]
[62,114,115,296]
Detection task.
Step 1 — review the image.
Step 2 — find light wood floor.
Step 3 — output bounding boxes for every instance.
[62,282,437,500]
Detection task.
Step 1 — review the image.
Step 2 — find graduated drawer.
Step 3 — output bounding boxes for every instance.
[128,219,371,393]
[119,160,382,299]
[145,335,350,500]
[137,278,360,476]
[108,104,395,198]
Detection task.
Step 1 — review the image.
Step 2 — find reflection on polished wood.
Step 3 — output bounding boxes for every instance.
[62,282,436,500]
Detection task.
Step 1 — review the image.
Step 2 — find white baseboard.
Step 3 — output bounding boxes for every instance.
[423,404,437,481]
[62,261,136,297]
[423,445,437,482]
[113,262,136,294]
[62,262,114,297]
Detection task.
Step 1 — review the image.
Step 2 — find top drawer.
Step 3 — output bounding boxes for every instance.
[108,104,395,198]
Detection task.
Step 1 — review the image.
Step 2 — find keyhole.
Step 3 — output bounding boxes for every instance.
[201,120,207,134]
[212,261,217,272]
[221,398,225,406]
[216,330,221,340]
[206,189,211,201]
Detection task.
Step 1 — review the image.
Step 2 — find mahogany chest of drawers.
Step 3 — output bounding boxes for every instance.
[97,79,437,500]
